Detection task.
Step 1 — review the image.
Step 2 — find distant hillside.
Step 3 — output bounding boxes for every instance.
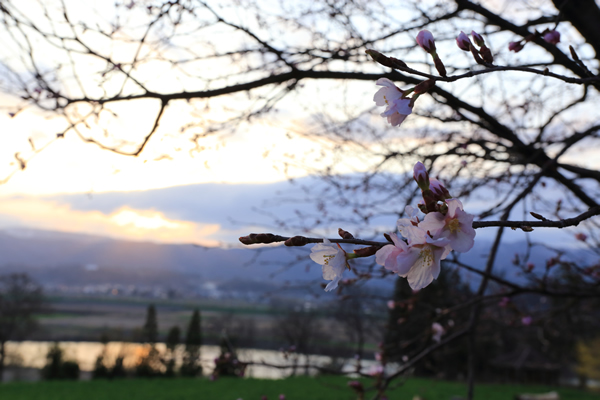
[0,227,592,298]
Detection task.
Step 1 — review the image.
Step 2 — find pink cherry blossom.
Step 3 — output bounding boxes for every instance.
[404,205,420,224]
[521,316,532,326]
[373,78,412,127]
[498,297,510,307]
[375,230,450,290]
[418,198,475,253]
[387,300,396,309]
[543,30,560,45]
[374,78,403,107]
[456,31,471,51]
[381,98,412,126]
[575,233,588,241]
[416,30,436,53]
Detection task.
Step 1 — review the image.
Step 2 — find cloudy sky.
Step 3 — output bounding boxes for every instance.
[0,0,594,251]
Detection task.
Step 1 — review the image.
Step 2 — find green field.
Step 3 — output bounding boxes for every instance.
[0,376,597,400]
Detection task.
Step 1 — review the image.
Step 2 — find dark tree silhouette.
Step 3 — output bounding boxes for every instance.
[142,304,158,344]
[0,273,44,381]
[181,309,202,377]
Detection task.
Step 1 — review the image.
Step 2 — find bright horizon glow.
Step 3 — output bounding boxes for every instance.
[0,198,222,246]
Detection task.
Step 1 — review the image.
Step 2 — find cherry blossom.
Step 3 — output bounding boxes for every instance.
[310,239,348,291]
[375,231,450,290]
[373,78,413,127]
[418,198,476,253]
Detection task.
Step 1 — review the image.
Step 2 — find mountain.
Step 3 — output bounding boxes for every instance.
[0,227,593,300]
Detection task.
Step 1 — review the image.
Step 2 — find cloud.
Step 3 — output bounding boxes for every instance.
[0,198,220,246]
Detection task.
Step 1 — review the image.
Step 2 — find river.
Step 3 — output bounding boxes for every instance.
[3,341,380,382]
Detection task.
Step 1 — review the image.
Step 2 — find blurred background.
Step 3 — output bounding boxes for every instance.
[0,0,599,398]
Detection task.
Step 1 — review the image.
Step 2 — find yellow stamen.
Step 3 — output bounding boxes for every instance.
[447,218,460,234]
[323,255,335,265]
[419,247,433,266]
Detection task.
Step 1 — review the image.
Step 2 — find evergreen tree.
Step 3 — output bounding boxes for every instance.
[165,325,181,377]
[136,304,162,377]
[181,309,202,376]
[166,325,181,351]
[142,304,158,344]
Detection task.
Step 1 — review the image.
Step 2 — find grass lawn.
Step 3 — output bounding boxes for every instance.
[0,376,597,400]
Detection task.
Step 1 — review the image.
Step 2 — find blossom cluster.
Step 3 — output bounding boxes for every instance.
[310,162,476,291]
[374,162,475,290]
[370,28,562,128]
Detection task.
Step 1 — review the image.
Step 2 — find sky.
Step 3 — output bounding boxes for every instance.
[0,0,596,251]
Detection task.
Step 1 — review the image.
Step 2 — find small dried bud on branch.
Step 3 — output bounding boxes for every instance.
[413,79,436,94]
[284,236,309,246]
[530,212,548,221]
[239,233,281,245]
[338,228,354,239]
[353,246,379,258]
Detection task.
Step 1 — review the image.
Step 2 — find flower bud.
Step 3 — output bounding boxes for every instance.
[338,228,354,239]
[354,246,378,258]
[433,54,447,77]
[413,161,430,190]
[479,45,493,63]
[284,235,309,246]
[416,30,436,54]
[471,31,485,47]
[429,178,451,200]
[456,31,471,51]
[413,79,436,94]
[508,41,524,53]
[366,49,394,68]
[543,30,560,45]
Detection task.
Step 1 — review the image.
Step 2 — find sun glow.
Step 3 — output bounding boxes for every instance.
[0,198,220,246]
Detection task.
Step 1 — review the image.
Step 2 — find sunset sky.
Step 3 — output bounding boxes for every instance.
[0,0,595,250]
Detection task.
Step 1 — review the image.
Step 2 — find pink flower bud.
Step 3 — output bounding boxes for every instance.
[521,316,532,326]
[416,30,436,53]
[543,30,560,45]
[508,41,524,53]
[471,31,485,47]
[498,297,510,307]
[387,300,395,309]
[429,178,451,200]
[413,161,429,190]
[279,395,286,400]
[575,233,588,241]
[526,262,535,272]
[456,31,471,51]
